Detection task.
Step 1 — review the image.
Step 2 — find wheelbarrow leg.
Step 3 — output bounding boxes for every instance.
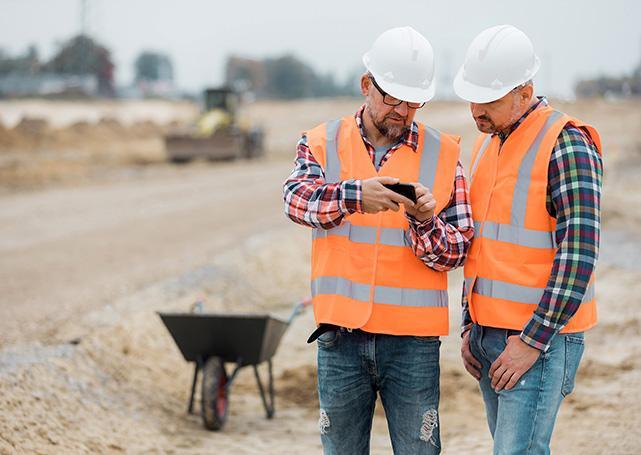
[188,357,203,414]
[253,359,275,419]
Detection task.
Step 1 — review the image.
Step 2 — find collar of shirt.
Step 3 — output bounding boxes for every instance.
[497,96,548,143]
[355,104,420,153]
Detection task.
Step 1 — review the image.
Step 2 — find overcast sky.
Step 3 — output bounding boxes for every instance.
[1,0,639,98]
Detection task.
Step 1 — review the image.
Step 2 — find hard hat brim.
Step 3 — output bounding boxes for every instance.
[453,66,513,104]
[452,61,540,104]
[366,67,436,104]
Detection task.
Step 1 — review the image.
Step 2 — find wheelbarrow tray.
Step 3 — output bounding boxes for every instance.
[158,312,288,366]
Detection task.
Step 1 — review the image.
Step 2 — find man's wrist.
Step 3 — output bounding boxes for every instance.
[406,212,435,231]
[519,331,548,352]
[521,314,558,352]
[341,179,362,213]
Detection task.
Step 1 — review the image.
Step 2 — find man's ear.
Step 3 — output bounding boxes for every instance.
[360,74,370,97]
[520,83,534,106]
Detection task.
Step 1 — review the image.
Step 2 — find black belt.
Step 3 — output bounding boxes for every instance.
[306,323,341,343]
[307,326,437,343]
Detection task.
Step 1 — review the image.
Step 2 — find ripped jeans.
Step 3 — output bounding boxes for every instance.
[469,324,585,455]
[317,328,441,455]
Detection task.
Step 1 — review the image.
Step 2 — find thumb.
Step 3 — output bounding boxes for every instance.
[376,176,400,185]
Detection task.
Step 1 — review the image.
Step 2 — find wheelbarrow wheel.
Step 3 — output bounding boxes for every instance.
[201,356,228,431]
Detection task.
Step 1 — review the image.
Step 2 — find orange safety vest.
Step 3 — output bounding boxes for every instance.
[305,116,460,336]
[464,105,602,332]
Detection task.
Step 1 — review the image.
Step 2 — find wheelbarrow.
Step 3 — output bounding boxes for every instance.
[158,300,309,431]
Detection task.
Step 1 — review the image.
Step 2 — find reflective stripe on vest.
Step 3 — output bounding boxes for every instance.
[470,135,491,180]
[312,276,448,307]
[418,126,441,190]
[473,111,563,250]
[510,111,563,226]
[468,276,595,306]
[324,118,342,183]
[473,220,556,249]
[312,221,410,247]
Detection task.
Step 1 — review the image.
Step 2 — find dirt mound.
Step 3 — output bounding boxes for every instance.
[53,119,138,146]
[277,365,318,408]
[96,117,127,133]
[0,115,172,188]
[130,120,165,138]
[439,365,481,412]
[578,354,641,381]
[0,121,19,149]
[0,117,49,151]
[14,117,49,137]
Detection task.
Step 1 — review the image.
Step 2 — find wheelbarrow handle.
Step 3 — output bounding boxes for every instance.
[287,298,312,324]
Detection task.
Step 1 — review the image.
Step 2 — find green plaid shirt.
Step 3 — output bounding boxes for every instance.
[462,97,603,351]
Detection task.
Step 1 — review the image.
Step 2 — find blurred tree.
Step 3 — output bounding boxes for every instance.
[225,56,264,92]
[226,54,358,99]
[575,50,641,98]
[45,34,115,96]
[575,74,640,98]
[134,51,174,83]
[263,54,315,99]
[0,45,40,75]
[632,54,641,93]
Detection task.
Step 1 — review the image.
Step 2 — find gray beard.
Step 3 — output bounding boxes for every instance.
[369,110,408,142]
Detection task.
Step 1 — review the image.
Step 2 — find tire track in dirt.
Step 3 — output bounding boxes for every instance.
[0,160,292,346]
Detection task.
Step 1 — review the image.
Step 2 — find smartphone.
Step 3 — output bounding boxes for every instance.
[383,183,417,203]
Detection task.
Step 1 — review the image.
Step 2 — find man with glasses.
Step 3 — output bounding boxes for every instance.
[283,26,473,454]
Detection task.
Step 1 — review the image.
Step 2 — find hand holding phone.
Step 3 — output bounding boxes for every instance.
[383,183,417,204]
[361,177,415,213]
[403,182,437,222]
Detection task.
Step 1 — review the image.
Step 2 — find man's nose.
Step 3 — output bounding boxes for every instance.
[470,103,484,118]
[394,101,409,117]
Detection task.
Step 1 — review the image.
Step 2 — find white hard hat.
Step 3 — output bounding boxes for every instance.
[362,26,436,103]
[453,25,540,103]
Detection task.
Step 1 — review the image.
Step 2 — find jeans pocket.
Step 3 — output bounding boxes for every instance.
[504,328,521,345]
[317,328,340,349]
[561,334,585,397]
[468,324,481,360]
[412,335,441,345]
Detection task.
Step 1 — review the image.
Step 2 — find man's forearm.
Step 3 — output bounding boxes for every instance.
[283,138,361,229]
[283,178,361,229]
[520,126,602,351]
[407,161,474,271]
[407,215,473,271]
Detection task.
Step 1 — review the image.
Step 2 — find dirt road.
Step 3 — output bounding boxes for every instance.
[0,160,289,346]
[2,98,641,453]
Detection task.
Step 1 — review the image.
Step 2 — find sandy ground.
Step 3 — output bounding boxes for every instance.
[1,98,640,454]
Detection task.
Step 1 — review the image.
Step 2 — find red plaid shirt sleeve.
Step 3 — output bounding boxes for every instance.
[283,136,362,229]
[406,161,474,271]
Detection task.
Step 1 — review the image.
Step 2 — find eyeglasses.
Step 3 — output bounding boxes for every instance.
[368,76,425,109]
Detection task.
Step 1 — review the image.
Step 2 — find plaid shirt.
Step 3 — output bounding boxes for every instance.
[283,105,473,271]
[462,97,603,351]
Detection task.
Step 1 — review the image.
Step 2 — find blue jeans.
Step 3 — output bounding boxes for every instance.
[316,328,441,455]
[468,324,585,455]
